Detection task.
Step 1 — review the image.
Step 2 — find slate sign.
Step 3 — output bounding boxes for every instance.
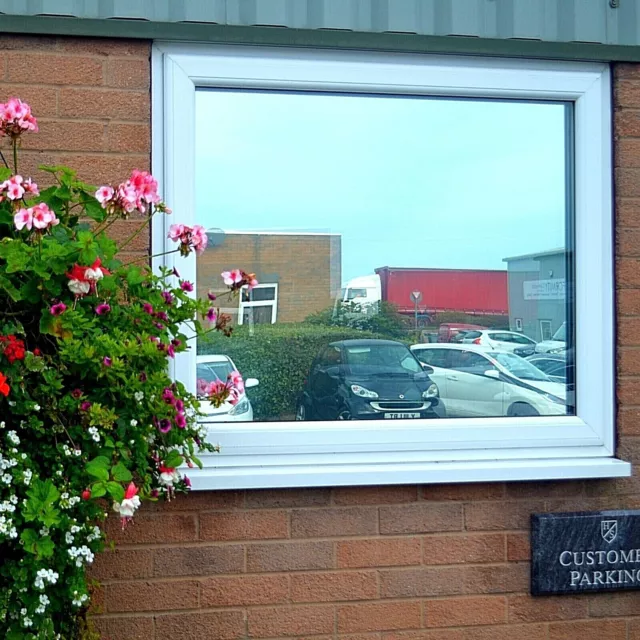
[531,510,640,595]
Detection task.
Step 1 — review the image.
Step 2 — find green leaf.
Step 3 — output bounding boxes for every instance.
[82,196,106,223]
[0,274,22,301]
[20,528,38,554]
[163,450,184,469]
[106,481,125,503]
[0,167,11,182]
[24,352,45,372]
[90,482,107,499]
[35,537,55,559]
[126,267,145,286]
[86,455,110,482]
[111,462,132,482]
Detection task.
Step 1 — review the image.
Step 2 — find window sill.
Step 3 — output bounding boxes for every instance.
[187,456,631,490]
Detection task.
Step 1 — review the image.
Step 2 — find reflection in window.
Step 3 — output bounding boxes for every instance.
[195,88,573,423]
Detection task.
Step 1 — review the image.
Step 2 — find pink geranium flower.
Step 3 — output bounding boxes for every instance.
[221,269,243,286]
[0,98,38,138]
[13,208,33,231]
[167,224,208,256]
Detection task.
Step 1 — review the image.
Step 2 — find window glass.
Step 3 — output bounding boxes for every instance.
[413,348,450,368]
[195,89,572,422]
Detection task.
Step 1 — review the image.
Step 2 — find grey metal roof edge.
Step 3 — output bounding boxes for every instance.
[1,14,640,62]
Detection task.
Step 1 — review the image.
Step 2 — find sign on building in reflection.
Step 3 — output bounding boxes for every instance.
[523,278,565,301]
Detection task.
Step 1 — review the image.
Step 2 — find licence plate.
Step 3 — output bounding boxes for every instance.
[384,412,420,419]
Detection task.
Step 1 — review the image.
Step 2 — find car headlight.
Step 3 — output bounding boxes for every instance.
[423,383,439,399]
[350,384,379,399]
[229,398,250,415]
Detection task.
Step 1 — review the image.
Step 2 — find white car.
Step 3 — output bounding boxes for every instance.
[461,329,537,353]
[410,343,567,418]
[196,355,259,422]
[535,321,567,354]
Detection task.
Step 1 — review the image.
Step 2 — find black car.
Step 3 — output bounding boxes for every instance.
[296,339,444,421]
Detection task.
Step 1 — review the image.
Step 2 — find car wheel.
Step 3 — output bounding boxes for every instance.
[295,403,307,421]
[337,408,352,420]
[508,402,540,417]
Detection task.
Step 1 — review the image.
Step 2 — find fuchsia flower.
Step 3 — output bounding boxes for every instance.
[207,291,217,301]
[113,482,141,529]
[67,259,109,298]
[50,302,67,316]
[95,303,111,315]
[167,224,208,256]
[180,280,193,292]
[0,98,38,138]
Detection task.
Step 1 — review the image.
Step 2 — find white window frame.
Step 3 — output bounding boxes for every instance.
[238,283,278,326]
[152,42,630,489]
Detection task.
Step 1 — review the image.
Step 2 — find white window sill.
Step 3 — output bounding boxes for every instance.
[187,457,631,490]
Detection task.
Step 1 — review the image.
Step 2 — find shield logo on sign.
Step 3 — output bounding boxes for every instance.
[601,520,618,544]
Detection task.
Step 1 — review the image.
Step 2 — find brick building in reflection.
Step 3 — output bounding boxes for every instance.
[197,231,342,325]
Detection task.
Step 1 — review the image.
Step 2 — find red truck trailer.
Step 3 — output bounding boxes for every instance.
[374,266,508,316]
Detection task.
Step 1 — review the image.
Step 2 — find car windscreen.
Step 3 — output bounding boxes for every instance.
[344,344,422,374]
[492,352,550,382]
[552,323,566,341]
[197,361,235,383]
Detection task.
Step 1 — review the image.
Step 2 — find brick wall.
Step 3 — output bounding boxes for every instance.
[3,33,640,640]
[197,233,341,323]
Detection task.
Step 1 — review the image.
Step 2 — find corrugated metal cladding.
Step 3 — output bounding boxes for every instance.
[1,0,640,47]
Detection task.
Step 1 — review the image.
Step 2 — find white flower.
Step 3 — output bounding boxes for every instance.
[1,474,12,485]
[34,568,58,589]
[159,468,180,488]
[23,469,32,485]
[113,495,141,519]
[22,616,32,628]
[130,419,138,427]
[68,279,90,296]
[33,404,40,411]
[84,268,104,282]
[7,430,19,445]
[134,391,144,402]
[65,532,74,544]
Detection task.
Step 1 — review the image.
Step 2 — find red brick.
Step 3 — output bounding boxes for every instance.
[618,377,640,403]
[630,619,640,640]
[7,52,103,85]
[464,501,545,531]
[154,611,244,640]
[0,54,6,80]
[106,122,150,154]
[104,580,199,613]
[619,289,640,316]
[384,631,464,640]
[247,540,334,572]
[338,537,422,568]
[618,198,640,227]
[338,601,422,633]
[459,624,548,640]
[0,83,58,117]
[421,483,505,501]
[145,489,244,512]
[425,596,506,628]
[248,605,335,637]
[505,481,584,499]
[245,488,331,508]
[617,258,640,287]
[380,567,465,598]
[0,34,57,51]
[333,485,418,504]
[619,407,640,435]
[616,63,640,80]
[59,87,149,121]
[423,533,505,565]
[291,506,377,538]
[617,80,640,108]
[58,38,150,58]
[201,574,289,606]
[548,619,627,640]
[588,591,640,617]
[200,510,288,541]
[619,227,640,258]
[152,544,244,577]
[506,533,530,562]
[380,503,463,535]
[291,571,378,603]
[92,616,154,640]
[508,595,587,622]
[106,57,149,89]
[616,110,640,137]
[464,564,529,595]
[104,219,150,252]
[90,549,153,581]
[20,119,105,152]
[104,513,197,545]
[620,349,640,376]
[620,318,640,346]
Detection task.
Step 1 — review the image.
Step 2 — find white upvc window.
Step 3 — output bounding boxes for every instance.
[152,42,630,490]
[238,283,278,326]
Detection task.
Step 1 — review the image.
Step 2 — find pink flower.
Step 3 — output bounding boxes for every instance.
[162,291,174,305]
[50,302,67,316]
[23,178,38,196]
[0,98,38,138]
[221,269,243,286]
[207,291,217,301]
[175,413,187,428]
[32,203,58,230]
[143,303,154,315]
[4,175,24,200]
[228,370,245,394]
[113,482,141,529]
[95,303,111,315]
[80,401,92,412]
[158,418,172,433]
[180,280,193,292]
[168,224,184,241]
[95,185,114,204]
[205,308,217,324]
[196,378,209,396]
[14,208,32,231]
[167,224,208,257]
[103,357,112,367]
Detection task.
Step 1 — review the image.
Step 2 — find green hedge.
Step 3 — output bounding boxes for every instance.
[198,323,393,420]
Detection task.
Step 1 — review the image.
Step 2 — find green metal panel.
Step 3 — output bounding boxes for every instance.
[1,0,640,60]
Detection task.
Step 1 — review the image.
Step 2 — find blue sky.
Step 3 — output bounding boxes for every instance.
[195,89,567,285]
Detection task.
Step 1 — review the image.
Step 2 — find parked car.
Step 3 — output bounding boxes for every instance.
[410,343,568,417]
[461,329,537,355]
[196,355,259,421]
[296,339,444,421]
[526,353,570,383]
[535,321,567,354]
[437,323,487,343]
